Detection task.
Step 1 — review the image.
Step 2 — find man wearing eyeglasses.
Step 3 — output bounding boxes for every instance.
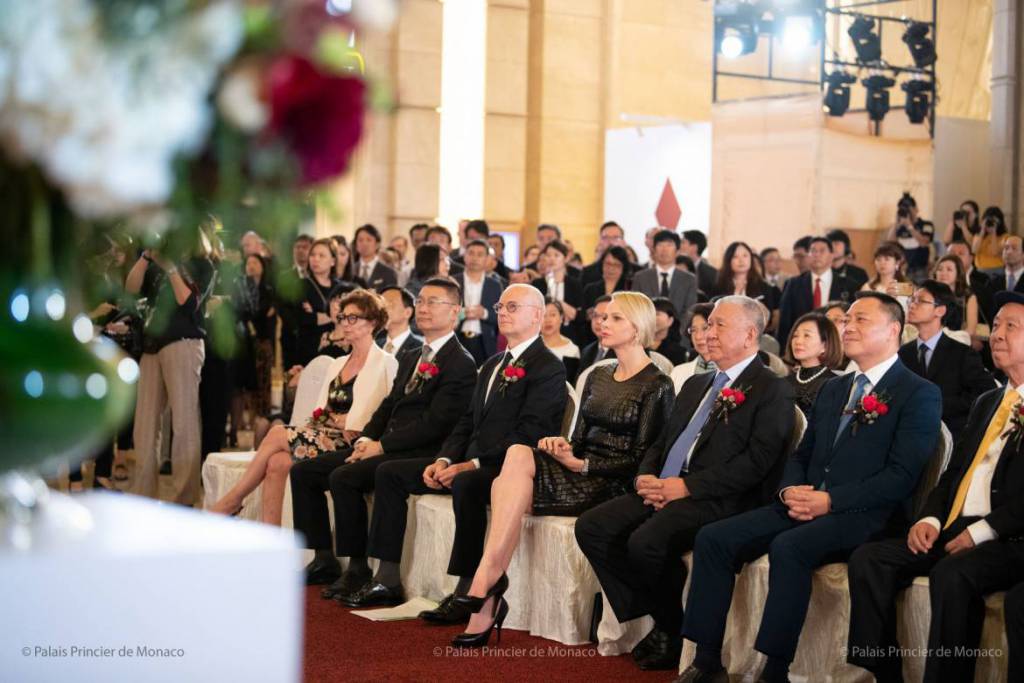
[899,280,993,443]
[291,278,478,594]
[344,284,567,615]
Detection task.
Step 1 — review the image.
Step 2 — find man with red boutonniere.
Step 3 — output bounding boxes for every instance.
[848,289,1024,683]
[677,292,941,683]
[576,295,795,671]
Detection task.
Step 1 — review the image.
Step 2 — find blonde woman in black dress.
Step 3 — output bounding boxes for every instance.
[450,291,675,647]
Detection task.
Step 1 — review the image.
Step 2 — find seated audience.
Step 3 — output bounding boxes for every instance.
[827,228,869,290]
[451,292,675,648]
[847,290,1024,683]
[577,295,613,380]
[352,223,399,291]
[776,236,859,346]
[296,238,348,367]
[318,290,351,358]
[679,292,941,683]
[682,230,718,295]
[346,285,566,612]
[783,312,844,416]
[376,286,423,357]
[291,279,476,588]
[455,239,504,365]
[632,230,698,336]
[406,243,450,296]
[541,298,581,380]
[581,245,631,345]
[650,297,690,366]
[900,280,994,442]
[932,254,979,339]
[532,240,584,343]
[711,241,781,322]
[671,303,717,393]
[577,296,795,670]
[209,290,397,525]
[760,247,788,290]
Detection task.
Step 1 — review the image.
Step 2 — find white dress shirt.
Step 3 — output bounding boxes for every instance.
[545,274,565,302]
[1005,266,1024,291]
[359,257,379,282]
[916,329,942,369]
[440,334,540,469]
[462,273,486,335]
[655,265,676,290]
[810,268,833,303]
[844,353,899,406]
[680,351,759,466]
[921,383,1024,544]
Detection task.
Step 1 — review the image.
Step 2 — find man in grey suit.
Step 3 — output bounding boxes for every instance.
[632,230,698,338]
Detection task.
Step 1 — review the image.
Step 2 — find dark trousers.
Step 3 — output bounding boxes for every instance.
[1006,582,1024,683]
[575,492,723,633]
[682,504,865,663]
[290,448,402,557]
[847,518,1024,683]
[457,333,488,367]
[368,457,499,577]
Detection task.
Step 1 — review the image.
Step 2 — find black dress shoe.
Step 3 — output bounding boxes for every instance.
[304,558,342,586]
[339,581,406,608]
[320,568,372,600]
[673,665,728,683]
[419,593,472,625]
[631,626,661,662]
[635,628,683,671]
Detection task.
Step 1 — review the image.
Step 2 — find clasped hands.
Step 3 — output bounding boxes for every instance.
[781,485,831,521]
[537,437,583,472]
[906,521,975,556]
[345,438,381,463]
[422,459,476,490]
[635,474,688,510]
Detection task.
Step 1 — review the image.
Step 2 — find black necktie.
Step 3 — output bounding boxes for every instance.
[660,272,670,297]
[918,342,929,372]
[486,352,512,403]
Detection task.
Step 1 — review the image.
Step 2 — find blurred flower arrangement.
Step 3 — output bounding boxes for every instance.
[0,0,386,476]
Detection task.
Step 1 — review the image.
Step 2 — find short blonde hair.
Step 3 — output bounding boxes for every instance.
[611,291,656,348]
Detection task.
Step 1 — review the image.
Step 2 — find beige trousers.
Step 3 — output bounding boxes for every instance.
[130,339,205,505]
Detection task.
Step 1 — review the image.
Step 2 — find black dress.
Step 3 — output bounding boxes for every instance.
[531,363,674,516]
[285,373,357,461]
[785,365,839,417]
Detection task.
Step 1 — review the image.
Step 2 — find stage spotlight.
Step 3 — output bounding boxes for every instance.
[902,21,937,68]
[719,27,758,59]
[715,1,762,58]
[848,15,882,64]
[862,73,896,122]
[823,71,856,116]
[902,78,933,124]
[782,15,814,53]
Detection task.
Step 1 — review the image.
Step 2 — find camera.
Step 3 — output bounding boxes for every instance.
[897,207,909,220]
[984,217,998,231]
[953,210,965,222]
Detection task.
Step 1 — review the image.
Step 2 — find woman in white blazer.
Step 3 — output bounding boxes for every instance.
[670,302,716,394]
[210,290,397,525]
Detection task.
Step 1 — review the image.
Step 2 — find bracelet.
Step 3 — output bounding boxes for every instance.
[580,458,589,475]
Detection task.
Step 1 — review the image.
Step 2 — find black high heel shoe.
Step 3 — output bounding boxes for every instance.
[451,573,509,613]
[451,596,509,648]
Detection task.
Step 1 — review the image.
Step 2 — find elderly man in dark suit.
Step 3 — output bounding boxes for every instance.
[848,290,1024,683]
[291,278,477,593]
[899,280,993,442]
[632,230,698,336]
[575,295,795,671]
[454,239,504,366]
[677,292,942,683]
[346,284,567,611]
[353,223,399,291]
[776,236,860,345]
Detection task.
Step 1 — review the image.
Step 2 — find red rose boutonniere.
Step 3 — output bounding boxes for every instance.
[416,362,440,382]
[498,359,526,395]
[310,407,330,427]
[713,385,750,424]
[846,391,891,435]
[1002,401,1024,446]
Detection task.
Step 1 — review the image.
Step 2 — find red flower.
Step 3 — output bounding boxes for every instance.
[732,390,746,404]
[862,395,878,412]
[312,408,323,419]
[876,403,889,416]
[515,367,526,378]
[267,55,366,185]
[418,362,431,373]
[721,388,733,398]
[428,365,440,377]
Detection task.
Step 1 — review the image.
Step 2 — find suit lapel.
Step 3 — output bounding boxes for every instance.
[827,372,856,446]
[692,359,765,456]
[663,371,716,450]
[833,362,903,449]
[474,354,501,422]
[481,338,543,417]
[926,335,948,380]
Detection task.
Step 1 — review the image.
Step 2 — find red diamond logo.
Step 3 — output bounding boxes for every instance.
[655,178,681,229]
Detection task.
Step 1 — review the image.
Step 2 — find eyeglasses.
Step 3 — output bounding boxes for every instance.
[493,302,541,314]
[908,296,936,307]
[687,324,710,335]
[414,297,457,308]
[338,314,370,325]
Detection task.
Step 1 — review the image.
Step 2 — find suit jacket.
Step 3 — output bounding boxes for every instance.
[356,261,398,291]
[455,272,504,358]
[375,330,423,358]
[637,358,795,512]
[836,262,869,290]
[898,333,993,439]
[919,386,1024,539]
[533,275,585,342]
[779,360,942,528]
[316,344,398,432]
[632,267,698,335]
[696,259,719,295]
[576,341,610,382]
[970,269,995,324]
[441,338,568,468]
[360,335,477,457]
[983,270,1024,324]
[776,270,860,344]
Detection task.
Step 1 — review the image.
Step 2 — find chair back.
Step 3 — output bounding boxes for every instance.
[290,355,336,426]
[648,351,674,375]
[561,382,578,439]
[911,421,953,519]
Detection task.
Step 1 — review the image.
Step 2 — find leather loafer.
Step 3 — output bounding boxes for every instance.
[419,593,472,625]
[339,581,406,608]
[304,558,342,586]
[636,628,683,671]
[320,568,372,600]
[631,626,661,662]
[673,665,728,683]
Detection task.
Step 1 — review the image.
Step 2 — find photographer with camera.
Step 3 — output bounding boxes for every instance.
[885,192,935,283]
[972,206,1009,272]
[942,200,982,245]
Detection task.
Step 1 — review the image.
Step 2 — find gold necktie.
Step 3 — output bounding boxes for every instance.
[944,390,1019,528]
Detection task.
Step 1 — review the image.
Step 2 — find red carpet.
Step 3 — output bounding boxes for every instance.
[302,587,672,682]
